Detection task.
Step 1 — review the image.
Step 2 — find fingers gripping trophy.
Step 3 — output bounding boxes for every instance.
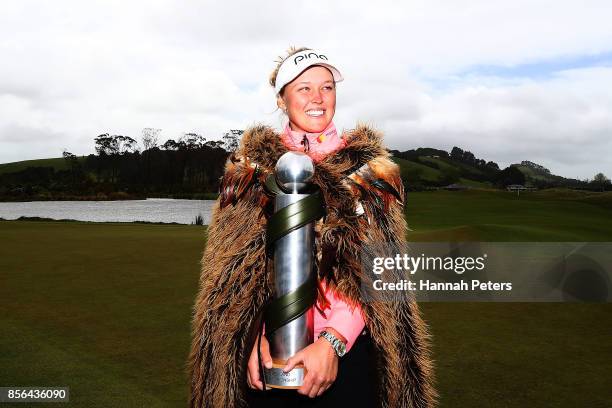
[261,151,324,389]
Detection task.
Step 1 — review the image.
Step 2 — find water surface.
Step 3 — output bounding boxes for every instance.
[0,199,216,225]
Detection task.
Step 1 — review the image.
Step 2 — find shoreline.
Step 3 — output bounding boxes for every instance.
[0,216,206,226]
[0,193,219,202]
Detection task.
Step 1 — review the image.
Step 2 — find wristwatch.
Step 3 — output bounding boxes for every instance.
[318,330,347,357]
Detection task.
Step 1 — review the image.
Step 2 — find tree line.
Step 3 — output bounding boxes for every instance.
[0,129,242,200]
[1,133,610,200]
[391,146,610,191]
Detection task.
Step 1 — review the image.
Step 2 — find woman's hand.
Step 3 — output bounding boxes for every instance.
[246,335,273,391]
[283,335,340,398]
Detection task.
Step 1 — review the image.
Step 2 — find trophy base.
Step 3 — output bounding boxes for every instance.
[264,359,306,389]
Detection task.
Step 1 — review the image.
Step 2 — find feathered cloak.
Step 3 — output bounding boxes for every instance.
[188,124,436,407]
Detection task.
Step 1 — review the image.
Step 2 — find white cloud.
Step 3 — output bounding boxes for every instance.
[1,0,611,179]
[349,66,612,179]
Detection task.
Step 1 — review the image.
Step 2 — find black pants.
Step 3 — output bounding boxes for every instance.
[245,333,380,408]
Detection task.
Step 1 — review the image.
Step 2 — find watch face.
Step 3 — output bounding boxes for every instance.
[337,342,346,357]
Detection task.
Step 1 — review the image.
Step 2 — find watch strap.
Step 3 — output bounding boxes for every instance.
[318,330,346,357]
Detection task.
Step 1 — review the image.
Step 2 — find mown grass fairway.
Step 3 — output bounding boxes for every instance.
[0,221,204,407]
[405,189,612,241]
[1,190,611,407]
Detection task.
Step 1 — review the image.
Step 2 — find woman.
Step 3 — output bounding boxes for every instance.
[188,47,435,408]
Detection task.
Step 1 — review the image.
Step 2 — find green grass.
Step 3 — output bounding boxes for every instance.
[394,156,494,188]
[0,221,205,407]
[421,156,491,179]
[419,156,457,172]
[1,190,611,407]
[421,302,611,407]
[393,157,442,182]
[439,157,489,176]
[405,189,612,241]
[0,157,87,175]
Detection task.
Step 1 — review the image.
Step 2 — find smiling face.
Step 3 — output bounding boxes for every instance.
[277,65,336,134]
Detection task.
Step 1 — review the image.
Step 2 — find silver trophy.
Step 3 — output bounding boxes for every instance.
[264,151,317,389]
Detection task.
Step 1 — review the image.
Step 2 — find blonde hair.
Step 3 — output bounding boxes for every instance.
[269,46,311,95]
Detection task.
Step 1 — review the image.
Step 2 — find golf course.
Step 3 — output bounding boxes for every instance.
[1,189,611,407]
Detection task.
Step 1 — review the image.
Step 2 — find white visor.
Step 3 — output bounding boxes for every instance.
[274,49,343,95]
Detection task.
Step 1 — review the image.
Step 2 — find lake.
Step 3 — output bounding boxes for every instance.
[0,199,216,225]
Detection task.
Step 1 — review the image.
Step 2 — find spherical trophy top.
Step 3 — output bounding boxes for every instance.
[275,151,315,193]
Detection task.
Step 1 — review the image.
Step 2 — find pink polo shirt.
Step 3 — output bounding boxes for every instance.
[314,281,366,352]
[279,121,366,352]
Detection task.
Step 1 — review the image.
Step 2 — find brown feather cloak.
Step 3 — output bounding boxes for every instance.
[188,124,436,407]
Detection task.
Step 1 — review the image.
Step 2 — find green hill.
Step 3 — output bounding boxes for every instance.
[392,148,595,190]
[0,156,87,176]
[393,154,494,188]
[392,157,442,182]
[421,156,487,177]
[512,164,559,183]
[0,147,598,199]
[3,154,482,189]
[510,161,588,189]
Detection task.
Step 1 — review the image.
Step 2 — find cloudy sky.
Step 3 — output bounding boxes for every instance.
[1,0,611,180]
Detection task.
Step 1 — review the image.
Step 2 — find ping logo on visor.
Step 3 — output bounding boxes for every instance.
[293,52,329,65]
